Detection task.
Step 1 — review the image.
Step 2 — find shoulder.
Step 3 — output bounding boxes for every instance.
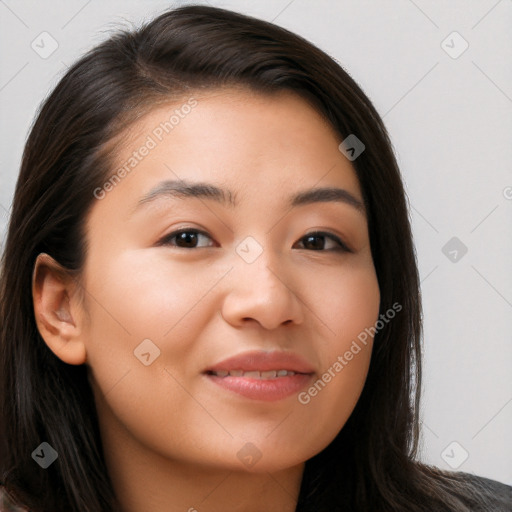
[451,471,512,511]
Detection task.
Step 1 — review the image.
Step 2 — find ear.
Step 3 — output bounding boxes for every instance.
[32,253,87,365]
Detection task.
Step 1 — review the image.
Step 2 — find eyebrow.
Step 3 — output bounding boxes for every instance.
[135,179,366,216]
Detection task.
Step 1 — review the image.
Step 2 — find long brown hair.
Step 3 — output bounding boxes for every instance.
[0,5,498,511]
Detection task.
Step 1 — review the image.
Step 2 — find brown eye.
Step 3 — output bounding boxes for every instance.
[295,231,351,252]
[158,229,215,249]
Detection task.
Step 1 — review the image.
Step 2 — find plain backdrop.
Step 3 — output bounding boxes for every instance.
[0,0,511,486]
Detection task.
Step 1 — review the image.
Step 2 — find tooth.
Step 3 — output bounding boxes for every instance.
[212,369,297,378]
[243,371,261,378]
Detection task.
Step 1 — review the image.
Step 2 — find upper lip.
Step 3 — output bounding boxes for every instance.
[204,350,315,374]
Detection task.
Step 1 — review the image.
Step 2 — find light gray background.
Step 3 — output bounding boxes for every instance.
[0,0,511,485]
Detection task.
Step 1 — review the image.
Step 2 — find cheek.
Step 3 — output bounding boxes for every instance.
[80,249,223,395]
[81,249,229,459]
[307,254,381,347]
[292,259,380,442]
[83,248,223,339]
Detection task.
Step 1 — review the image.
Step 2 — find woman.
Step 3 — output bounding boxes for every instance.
[0,5,510,511]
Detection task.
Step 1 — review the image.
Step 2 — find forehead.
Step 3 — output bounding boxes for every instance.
[91,87,364,218]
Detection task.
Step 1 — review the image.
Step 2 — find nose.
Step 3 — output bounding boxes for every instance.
[220,246,305,330]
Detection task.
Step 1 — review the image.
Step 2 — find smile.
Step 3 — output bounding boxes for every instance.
[203,349,315,401]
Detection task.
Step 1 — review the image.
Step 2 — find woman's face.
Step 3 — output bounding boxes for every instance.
[78,88,380,473]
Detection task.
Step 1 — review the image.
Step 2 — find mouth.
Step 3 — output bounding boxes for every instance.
[203,350,315,401]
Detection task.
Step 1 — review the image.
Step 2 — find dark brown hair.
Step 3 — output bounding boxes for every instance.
[0,5,500,511]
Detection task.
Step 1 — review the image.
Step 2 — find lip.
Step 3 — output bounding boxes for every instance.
[203,350,315,402]
[205,350,316,374]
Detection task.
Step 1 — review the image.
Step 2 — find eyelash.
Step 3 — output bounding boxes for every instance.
[157,228,351,253]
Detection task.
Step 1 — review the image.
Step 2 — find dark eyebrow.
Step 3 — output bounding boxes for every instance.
[136,180,237,209]
[135,179,366,216]
[291,186,365,215]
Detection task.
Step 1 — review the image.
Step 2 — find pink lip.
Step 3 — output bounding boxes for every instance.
[204,350,315,402]
[205,350,315,374]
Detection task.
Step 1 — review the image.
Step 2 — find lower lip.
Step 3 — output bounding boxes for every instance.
[205,373,314,401]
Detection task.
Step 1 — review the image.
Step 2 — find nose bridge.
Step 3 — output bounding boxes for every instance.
[221,234,303,328]
[235,234,287,293]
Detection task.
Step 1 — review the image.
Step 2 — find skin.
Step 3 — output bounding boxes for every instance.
[33,87,380,512]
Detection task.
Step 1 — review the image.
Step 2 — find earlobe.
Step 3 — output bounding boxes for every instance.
[32,253,87,366]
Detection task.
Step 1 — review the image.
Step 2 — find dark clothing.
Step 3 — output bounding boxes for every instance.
[456,471,512,511]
